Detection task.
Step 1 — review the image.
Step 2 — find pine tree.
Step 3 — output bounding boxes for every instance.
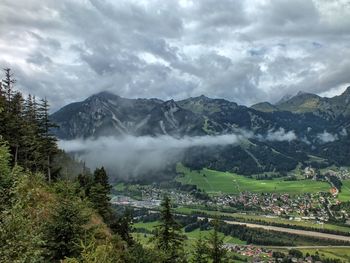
[153,196,186,262]
[8,92,25,165]
[110,208,134,246]
[0,80,5,114]
[207,219,226,263]
[191,233,208,263]
[44,196,89,261]
[2,68,15,108]
[93,167,110,190]
[22,94,41,171]
[89,167,112,220]
[37,98,58,182]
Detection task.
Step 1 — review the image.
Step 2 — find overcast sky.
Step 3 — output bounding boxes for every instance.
[1,0,350,111]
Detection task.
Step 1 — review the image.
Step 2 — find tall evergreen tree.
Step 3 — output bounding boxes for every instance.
[0,80,5,114]
[191,233,208,263]
[37,98,58,182]
[153,196,186,263]
[44,195,90,261]
[2,68,15,107]
[89,167,112,220]
[207,219,226,263]
[9,92,25,165]
[22,94,41,171]
[110,208,134,246]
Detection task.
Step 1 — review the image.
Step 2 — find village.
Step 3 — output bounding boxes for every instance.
[112,179,349,223]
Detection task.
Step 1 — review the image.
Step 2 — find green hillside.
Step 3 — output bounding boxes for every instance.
[176,164,330,195]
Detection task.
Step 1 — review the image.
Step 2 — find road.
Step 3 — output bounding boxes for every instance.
[198,217,350,242]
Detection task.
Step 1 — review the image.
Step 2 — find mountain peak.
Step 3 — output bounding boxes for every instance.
[342,86,350,96]
[276,93,293,105]
[93,91,119,98]
[85,91,121,104]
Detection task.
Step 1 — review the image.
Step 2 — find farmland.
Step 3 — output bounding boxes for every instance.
[174,207,350,234]
[338,180,350,202]
[176,164,330,195]
[133,221,246,245]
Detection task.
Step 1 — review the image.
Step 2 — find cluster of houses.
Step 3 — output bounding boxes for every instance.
[212,192,334,221]
[225,244,274,262]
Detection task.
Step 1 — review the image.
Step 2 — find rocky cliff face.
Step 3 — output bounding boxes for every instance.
[51,89,350,175]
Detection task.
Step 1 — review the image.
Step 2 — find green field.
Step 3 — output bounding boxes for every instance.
[133,221,246,245]
[275,247,350,262]
[185,228,246,245]
[174,207,350,234]
[176,164,330,195]
[134,221,160,231]
[338,180,350,202]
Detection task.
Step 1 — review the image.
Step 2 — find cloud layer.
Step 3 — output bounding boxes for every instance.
[58,134,247,177]
[1,0,350,110]
[58,129,299,177]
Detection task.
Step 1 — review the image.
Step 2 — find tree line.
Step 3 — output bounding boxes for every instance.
[0,68,57,182]
[0,68,230,262]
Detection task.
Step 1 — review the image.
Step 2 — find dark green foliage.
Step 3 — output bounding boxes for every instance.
[207,220,226,263]
[0,141,13,213]
[110,209,134,246]
[124,243,164,263]
[88,167,112,220]
[0,69,59,179]
[191,234,208,263]
[153,196,186,262]
[44,196,90,261]
[289,249,303,258]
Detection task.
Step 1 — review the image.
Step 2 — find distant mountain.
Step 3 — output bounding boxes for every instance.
[253,87,350,120]
[251,102,278,112]
[52,91,206,138]
[51,89,350,176]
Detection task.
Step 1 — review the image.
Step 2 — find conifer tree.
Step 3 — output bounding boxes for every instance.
[2,68,15,108]
[9,92,25,165]
[207,219,226,263]
[37,98,58,182]
[22,94,40,171]
[89,167,112,220]
[191,233,208,263]
[110,208,134,246]
[153,196,186,262]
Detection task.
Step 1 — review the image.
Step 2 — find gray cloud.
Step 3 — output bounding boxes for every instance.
[58,129,300,177]
[58,134,247,177]
[0,0,350,111]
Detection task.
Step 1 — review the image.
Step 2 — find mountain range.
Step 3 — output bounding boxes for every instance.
[51,87,350,176]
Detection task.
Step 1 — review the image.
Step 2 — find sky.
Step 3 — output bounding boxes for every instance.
[1,0,350,111]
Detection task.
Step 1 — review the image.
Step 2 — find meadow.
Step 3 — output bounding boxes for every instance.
[338,180,350,202]
[133,221,246,245]
[275,247,350,262]
[174,207,350,234]
[176,164,330,195]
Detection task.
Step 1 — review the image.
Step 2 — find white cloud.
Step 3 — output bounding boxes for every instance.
[317,130,339,143]
[58,134,248,177]
[259,128,297,142]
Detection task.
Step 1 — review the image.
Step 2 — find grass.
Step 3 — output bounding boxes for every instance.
[134,221,159,231]
[114,183,126,191]
[338,180,350,202]
[176,164,330,195]
[174,207,350,234]
[301,248,350,262]
[275,247,350,262]
[185,228,246,245]
[133,221,246,246]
